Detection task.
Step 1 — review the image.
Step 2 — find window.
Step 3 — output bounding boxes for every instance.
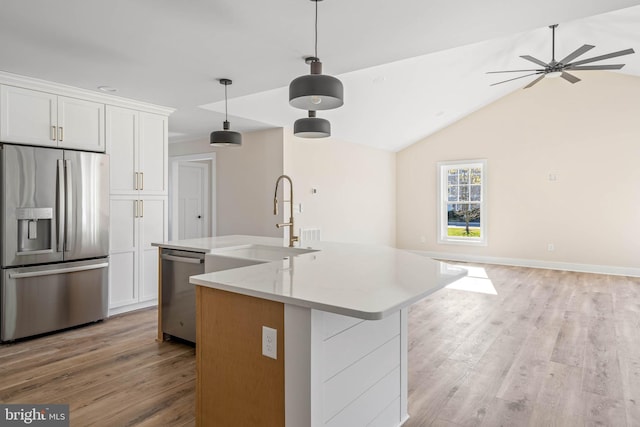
[437,159,487,245]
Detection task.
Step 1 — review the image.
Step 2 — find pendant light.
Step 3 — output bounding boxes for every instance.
[289,0,344,111]
[294,110,331,138]
[210,78,242,147]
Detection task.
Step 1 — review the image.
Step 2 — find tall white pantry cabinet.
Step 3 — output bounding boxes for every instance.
[0,71,173,316]
[107,107,169,315]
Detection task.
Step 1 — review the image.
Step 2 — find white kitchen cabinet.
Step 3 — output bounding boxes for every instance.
[109,195,167,313]
[0,85,105,151]
[106,105,168,195]
[107,106,169,315]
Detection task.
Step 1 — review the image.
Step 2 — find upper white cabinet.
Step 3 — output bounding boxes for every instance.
[58,96,105,151]
[106,105,168,195]
[0,85,105,152]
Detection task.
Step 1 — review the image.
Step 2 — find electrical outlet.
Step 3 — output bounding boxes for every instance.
[262,326,277,359]
[547,243,555,252]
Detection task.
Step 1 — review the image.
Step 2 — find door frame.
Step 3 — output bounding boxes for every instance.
[169,153,216,240]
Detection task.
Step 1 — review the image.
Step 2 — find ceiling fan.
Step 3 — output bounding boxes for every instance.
[488,24,635,88]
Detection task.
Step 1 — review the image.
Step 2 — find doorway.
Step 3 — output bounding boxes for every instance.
[169,153,216,240]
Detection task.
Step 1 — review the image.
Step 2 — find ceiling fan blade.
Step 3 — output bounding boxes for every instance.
[569,48,635,66]
[560,71,580,84]
[520,55,549,67]
[567,64,625,71]
[490,72,543,87]
[486,69,545,74]
[523,74,545,89]
[558,44,595,64]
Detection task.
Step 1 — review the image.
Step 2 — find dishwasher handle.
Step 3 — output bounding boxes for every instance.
[161,254,204,264]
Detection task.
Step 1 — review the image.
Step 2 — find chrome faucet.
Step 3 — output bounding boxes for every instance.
[273,175,299,248]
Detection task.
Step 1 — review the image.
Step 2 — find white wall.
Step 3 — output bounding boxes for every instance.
[169,128,285,239]
[397,72,640,274]
[169,127,396,247]
[284,132,396,246]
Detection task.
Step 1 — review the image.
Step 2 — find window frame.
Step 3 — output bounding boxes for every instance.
[437,159,487,246]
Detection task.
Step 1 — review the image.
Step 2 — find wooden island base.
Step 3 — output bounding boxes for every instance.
[195,286,408,427]
[196,286,285,427]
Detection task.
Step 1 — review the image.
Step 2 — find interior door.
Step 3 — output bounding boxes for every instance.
[177,162,207,239]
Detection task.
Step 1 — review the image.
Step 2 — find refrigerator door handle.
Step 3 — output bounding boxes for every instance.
[8,262,109,279]
[56,159,65,252]
[64,159,73,252]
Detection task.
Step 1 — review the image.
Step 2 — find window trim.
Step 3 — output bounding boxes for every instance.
[437,159,487,246]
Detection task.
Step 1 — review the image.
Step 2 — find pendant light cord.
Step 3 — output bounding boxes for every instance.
[314,0,318,59]
[224,82,228,122]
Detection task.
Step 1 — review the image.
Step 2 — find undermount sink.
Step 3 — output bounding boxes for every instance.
[211,244,318,262]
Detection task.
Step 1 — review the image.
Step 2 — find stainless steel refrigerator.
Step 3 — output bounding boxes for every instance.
[1,144,109,341]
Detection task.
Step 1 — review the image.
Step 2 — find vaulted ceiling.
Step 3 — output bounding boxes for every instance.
[1,0,639,151]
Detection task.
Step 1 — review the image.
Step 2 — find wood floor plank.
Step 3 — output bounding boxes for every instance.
[0,265,637,426]
[618,356,640,426]
[404,359,471,427]
[478,397,533,427]
[437,334,524,426]
[495,330,556,403]
[549,310,589,367]
[582,316,624,399]
[529,361,585,425]
[583,392,627,427]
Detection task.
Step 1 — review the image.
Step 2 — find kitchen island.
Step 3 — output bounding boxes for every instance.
[157,235,466,427]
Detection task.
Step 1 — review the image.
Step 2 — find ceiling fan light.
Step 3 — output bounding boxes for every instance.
[289,73,344,110]
[546,71,562,78]
[294,112,331,138]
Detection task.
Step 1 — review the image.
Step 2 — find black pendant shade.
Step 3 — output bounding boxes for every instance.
[289,0,344,120]
[210,78,242,147]
[210,120,242,146]
[294,111,330,138]
[289,59,344,111]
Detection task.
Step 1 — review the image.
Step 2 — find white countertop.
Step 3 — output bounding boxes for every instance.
[152,235,286,253]
[156,235,466,320]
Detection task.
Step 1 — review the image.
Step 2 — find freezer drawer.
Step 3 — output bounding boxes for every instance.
[1,258,108,341]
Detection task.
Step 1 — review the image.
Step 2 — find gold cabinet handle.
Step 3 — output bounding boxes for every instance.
[140,172,144,191]
[134,200,138,218]
[58,126,63,141]
[140,200,144,218]
[134,172,139,190]
[51,126,57,141]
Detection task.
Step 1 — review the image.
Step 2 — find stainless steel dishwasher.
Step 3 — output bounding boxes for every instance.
[161,249,205,343]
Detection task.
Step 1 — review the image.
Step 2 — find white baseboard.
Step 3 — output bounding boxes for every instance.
[108,300,157,317]
[410,250,640,277]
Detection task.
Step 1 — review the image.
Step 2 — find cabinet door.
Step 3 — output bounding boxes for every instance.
[139,197,167,302]
[109,197,138,308]
[106,106,138,194]
[0,85,58,147]
[138,112,167,195]
[58,96,105,152]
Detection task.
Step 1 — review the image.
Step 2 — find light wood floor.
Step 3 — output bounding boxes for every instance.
[1,264,639,426]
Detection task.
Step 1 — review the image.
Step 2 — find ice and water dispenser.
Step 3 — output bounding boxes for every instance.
[16,207,53,255]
